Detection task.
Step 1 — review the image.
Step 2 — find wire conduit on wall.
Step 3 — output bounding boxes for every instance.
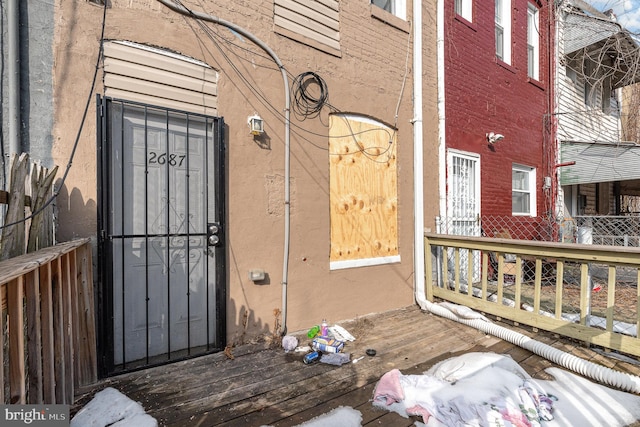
[416,298,640,394]
[155,0,292,335]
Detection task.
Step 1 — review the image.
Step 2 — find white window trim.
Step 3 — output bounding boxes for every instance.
[527,4,540,80]
[512,164,537,217]
[371,0,406,20]
[456,0,473,22]
[446,149,481,222]
[496,0,511,64]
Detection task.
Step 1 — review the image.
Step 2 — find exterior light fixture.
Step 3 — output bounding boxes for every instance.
[248,114,264,135]
[486,132,505,144]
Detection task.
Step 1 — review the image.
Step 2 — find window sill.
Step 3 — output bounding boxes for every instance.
[496,58,516,73]
[454,14,477,31]
[527,77,545,90]
[370,6,410,33]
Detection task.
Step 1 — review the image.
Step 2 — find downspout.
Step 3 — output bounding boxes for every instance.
[437,0,447,227]
[8,0,20,156]
[412,0,425,304]
[155,0,291,335]
[417,0,640,396]
[414,0,447,309]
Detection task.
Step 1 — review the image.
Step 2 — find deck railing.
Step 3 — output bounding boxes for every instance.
[0,239,96,404]
[425,232,640,358]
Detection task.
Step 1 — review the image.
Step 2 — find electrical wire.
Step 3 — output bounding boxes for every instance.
[0,0,107,231]
[172,0,407,159]
[291,71,328,120]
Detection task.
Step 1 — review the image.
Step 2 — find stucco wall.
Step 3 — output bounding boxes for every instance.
[444,0,553,217]
[51,0,439,343]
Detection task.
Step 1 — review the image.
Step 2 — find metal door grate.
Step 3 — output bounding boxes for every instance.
[97,97,226,375]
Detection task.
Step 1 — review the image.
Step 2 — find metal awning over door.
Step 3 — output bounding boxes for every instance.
[559,141,640,186]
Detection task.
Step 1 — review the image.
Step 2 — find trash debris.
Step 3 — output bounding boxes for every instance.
[328,325,356,341]
[302,322,355,367]
[224,345,235,359]
[320,352,351,366]
[282,335,298,352]
[366,348,376,357]
[303,351,321,364]
[312,337,345,353]
[352,356,365,364]
[307,325,320,338]
[295,346,311,352]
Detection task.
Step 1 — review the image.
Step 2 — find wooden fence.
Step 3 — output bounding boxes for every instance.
[425,232,640,358]
[0,239,96,404]
[0,152,58,261]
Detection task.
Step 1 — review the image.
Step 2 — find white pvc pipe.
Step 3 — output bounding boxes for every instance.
[436,0,447,221]
[155,0,291,334]
[412,0,425,302]
[416,299,640,394]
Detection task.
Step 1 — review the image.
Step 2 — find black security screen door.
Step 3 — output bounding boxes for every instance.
[97,96,226,375]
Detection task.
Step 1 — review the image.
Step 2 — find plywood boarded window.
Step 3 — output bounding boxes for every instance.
[103,40,218,116]
[274,0,341,57]
[329,114,399,270]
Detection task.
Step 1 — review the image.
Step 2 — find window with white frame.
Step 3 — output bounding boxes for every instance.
[527,4,540,80]
[495,0,511,64]
[512,164,536,216]
[455,0,473,22]
[371,0,406,20]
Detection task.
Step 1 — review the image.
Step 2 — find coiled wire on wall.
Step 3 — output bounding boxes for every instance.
[291,72,328,119]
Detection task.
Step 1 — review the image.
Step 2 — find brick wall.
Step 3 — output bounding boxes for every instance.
[445,1,553,217]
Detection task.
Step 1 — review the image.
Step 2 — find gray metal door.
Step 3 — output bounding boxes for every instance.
[98,97,225,374]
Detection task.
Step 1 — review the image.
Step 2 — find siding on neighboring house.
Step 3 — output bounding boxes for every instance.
[556,71,619,143]
[556,13,619,144]
[555,2,640,203]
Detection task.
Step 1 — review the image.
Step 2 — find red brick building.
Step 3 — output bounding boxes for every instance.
[441,0,554,239]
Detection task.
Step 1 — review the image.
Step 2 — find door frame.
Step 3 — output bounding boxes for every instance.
[96,96,227,376]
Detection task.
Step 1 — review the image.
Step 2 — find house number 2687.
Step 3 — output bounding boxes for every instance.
[148,152,186,167]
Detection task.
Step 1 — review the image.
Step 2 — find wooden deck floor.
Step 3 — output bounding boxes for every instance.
[73,304,640,427]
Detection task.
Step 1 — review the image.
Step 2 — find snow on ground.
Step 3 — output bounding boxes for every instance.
[260,406,363,427]
[70,387,157,427]
[73,354,640,427]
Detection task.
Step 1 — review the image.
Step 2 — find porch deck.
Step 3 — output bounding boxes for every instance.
[73,304,640,427]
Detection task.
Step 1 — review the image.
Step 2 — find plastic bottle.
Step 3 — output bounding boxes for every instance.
[321,319,328,337]
[307,325,320,338]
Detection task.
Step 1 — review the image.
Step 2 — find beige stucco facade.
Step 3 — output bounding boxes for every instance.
[51,0,439,347]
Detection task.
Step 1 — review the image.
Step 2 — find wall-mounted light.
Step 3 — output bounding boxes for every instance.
[486,132,505,144]
[248,114,264,135]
